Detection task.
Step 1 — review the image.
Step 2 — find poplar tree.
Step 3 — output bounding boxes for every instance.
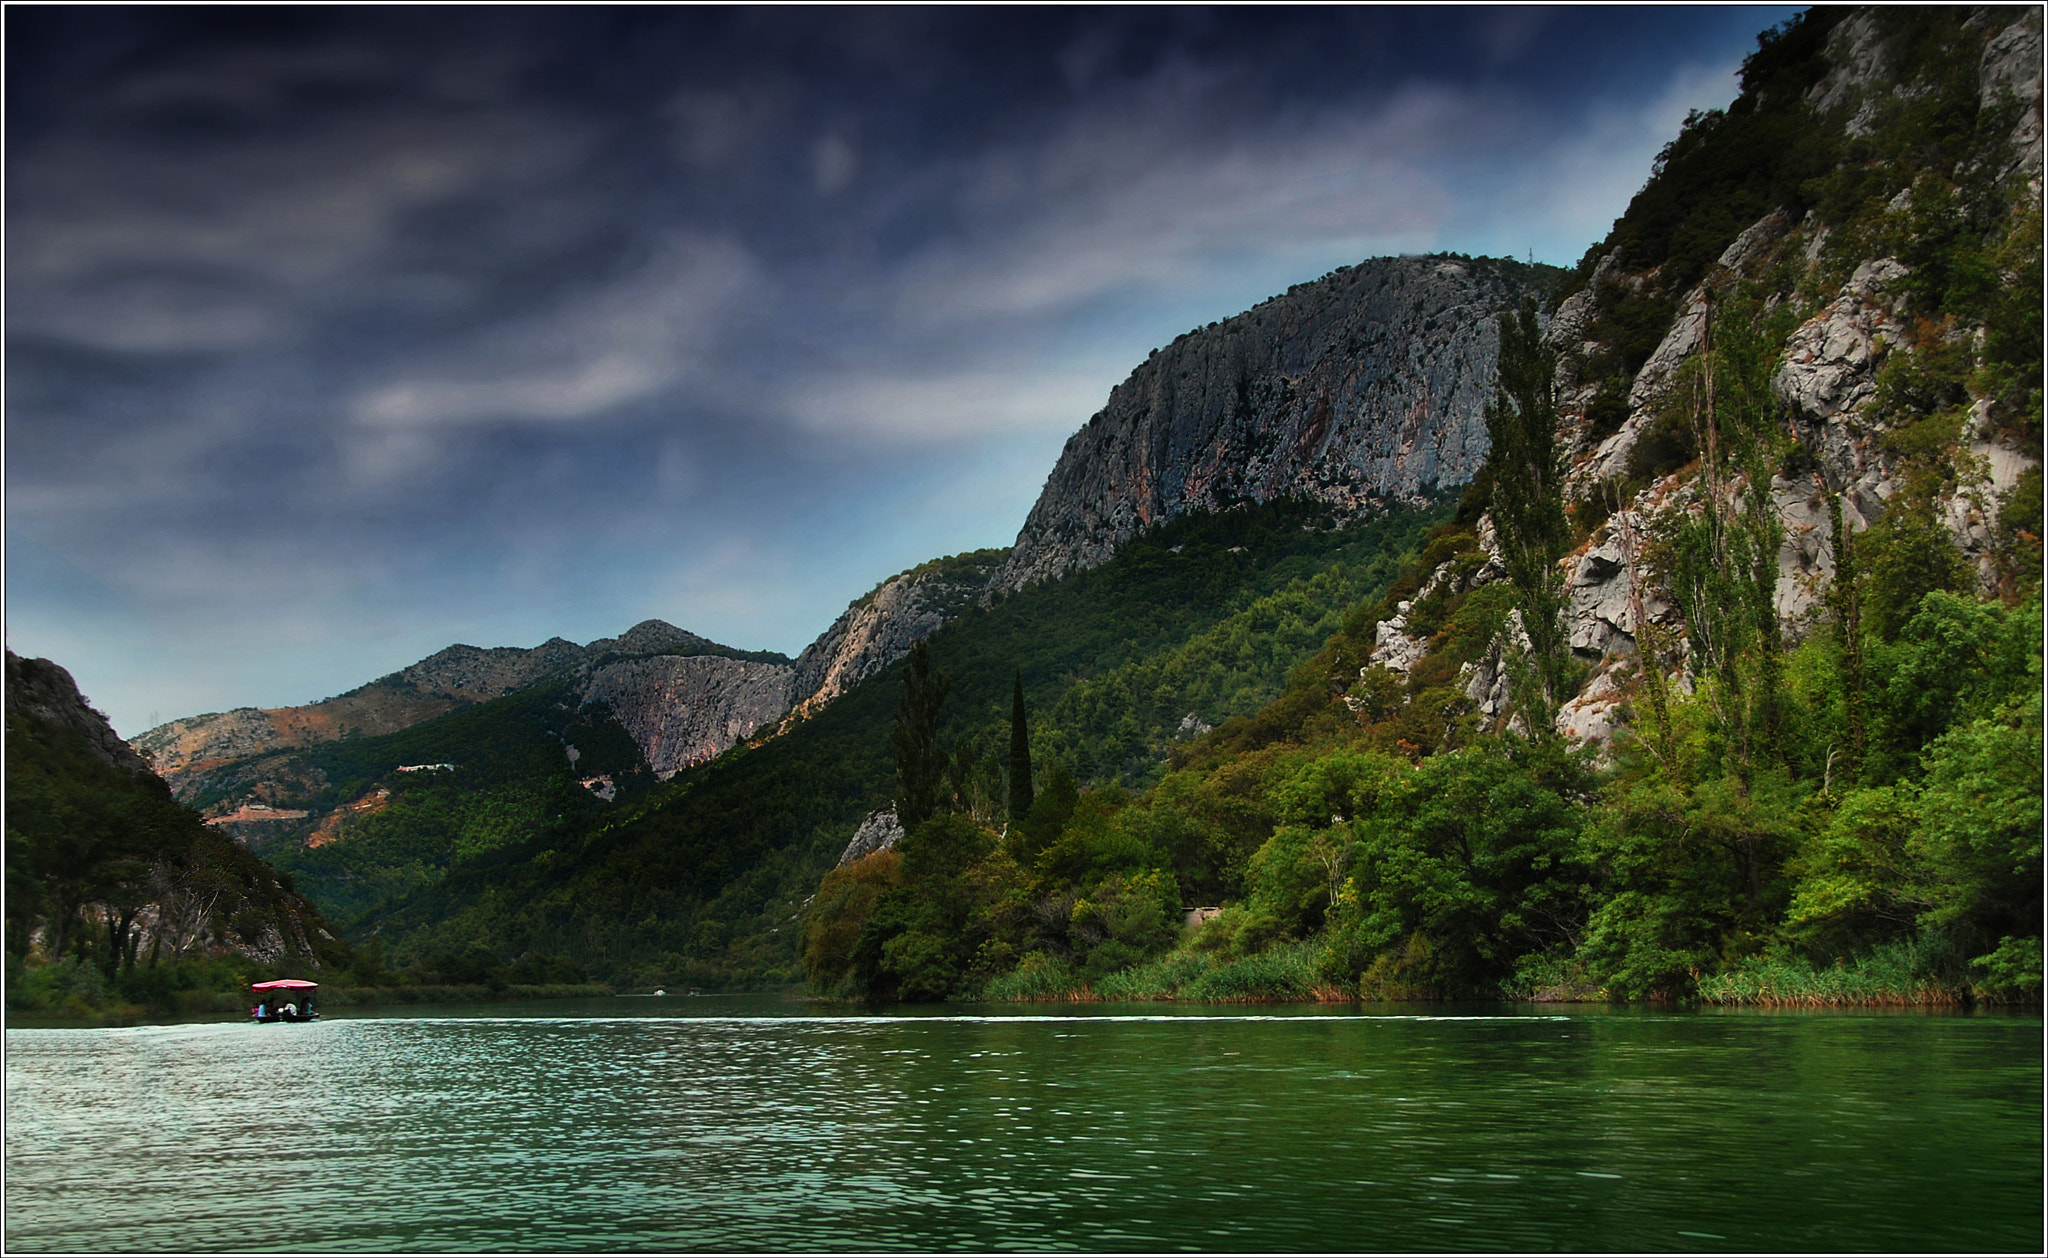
[1008,670,1034,823]
[1484,299,1572,737]
[891,641,950,830]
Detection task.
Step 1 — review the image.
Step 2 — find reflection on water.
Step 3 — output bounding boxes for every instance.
[5,997,2041,1252]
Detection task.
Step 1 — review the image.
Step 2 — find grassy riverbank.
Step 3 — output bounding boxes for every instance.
[972,937,2040,1008]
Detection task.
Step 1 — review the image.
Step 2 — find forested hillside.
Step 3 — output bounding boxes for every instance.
[5,653,354,1017]
[341,500,1446,988]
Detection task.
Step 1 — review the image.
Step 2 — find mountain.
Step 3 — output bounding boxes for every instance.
[991,254,1558,594]
[137,255,1554,805]
[136,619,797,804]
[5,651,351,1001]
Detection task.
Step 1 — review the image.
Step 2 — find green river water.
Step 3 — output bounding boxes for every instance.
[4,996,2039,1252]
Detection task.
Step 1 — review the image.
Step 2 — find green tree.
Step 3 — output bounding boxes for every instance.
[1483,300,1573,735]
[1347,744,1587,997]
[891,641,951,830]
[1009,670,1035,823]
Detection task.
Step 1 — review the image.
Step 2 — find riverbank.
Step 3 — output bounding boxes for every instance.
[971,938,2041,1008]
[4,966,617,1027]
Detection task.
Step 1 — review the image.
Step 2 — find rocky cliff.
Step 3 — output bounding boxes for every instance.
[786,550,1008,723]
[5,652,155,777]
[1363,5,2042,752]
[989,254,1558,594]
[582,655,797,779]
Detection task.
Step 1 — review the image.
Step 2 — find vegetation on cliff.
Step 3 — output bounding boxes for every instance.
[804,8,2042,1007]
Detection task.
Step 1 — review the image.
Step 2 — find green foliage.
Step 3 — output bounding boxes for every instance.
[1342,745,1587,998]
[891,641,951,831]
[1483,300,1572,735]
[1177,938,1328,1003]
[1561,9,1850,325]
[1969,935,2044,1002]
[1693,937,1969,1006]
[1577,768,1810,999]
[1008,671,1034,823]
[1861,591,2037,782]
[1909,684,2044,950]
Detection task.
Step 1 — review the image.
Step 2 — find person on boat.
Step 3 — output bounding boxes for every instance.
[283,1000,298,1019]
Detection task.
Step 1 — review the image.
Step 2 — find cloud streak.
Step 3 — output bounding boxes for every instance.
[3,5,1797,735]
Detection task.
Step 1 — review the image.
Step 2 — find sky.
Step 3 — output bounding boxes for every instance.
[5,4,1801,737]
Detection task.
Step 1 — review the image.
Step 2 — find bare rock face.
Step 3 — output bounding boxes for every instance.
[837,808,904,867]
[989,254,1554,595]
[5,651,155,778]
[1775,258,1914,528]
[1976,7,2045,182]
[787,552,1006,721]
[582,656,796,779]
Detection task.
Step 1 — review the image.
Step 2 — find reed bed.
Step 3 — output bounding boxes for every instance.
[1695,942,1969,1007]
[982,941,1344,1004]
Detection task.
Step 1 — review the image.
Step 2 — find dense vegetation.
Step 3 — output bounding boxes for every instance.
[812,403,2039,1008]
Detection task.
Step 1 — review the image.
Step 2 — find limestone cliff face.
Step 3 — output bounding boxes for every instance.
[786,551,1007,721]
[990,255,1556,594]
[582,656,796,779]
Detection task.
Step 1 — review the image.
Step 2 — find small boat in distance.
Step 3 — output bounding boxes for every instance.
[250,978,320,1022]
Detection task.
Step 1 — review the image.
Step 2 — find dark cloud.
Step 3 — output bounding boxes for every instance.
[4,4,1798,733]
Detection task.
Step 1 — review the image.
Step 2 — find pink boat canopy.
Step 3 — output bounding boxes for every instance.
[250,978,319,991]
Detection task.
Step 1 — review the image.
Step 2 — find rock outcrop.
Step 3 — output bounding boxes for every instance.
[582,655,796,779]
[1502,5,2041,753]
[786,551,1007,722]
[989,254,1557,594]
[6,651,155,778]
[837,808,904,866]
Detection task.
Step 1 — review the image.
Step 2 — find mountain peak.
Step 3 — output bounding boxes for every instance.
[989,253,1559,595]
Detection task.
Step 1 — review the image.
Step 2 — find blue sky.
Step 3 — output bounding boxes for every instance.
[5,5,1799,736]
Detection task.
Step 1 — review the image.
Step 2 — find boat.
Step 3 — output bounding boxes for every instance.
[250,978,320,1022]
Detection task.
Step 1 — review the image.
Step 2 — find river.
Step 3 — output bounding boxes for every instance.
[4,996,2039,1252]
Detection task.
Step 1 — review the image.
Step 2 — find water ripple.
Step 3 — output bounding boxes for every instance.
[5,998,2040,1252]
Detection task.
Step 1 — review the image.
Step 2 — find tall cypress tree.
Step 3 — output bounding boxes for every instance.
[1484,298,1572,737]
[891,641,950,830]
[1008,670,1034,823]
